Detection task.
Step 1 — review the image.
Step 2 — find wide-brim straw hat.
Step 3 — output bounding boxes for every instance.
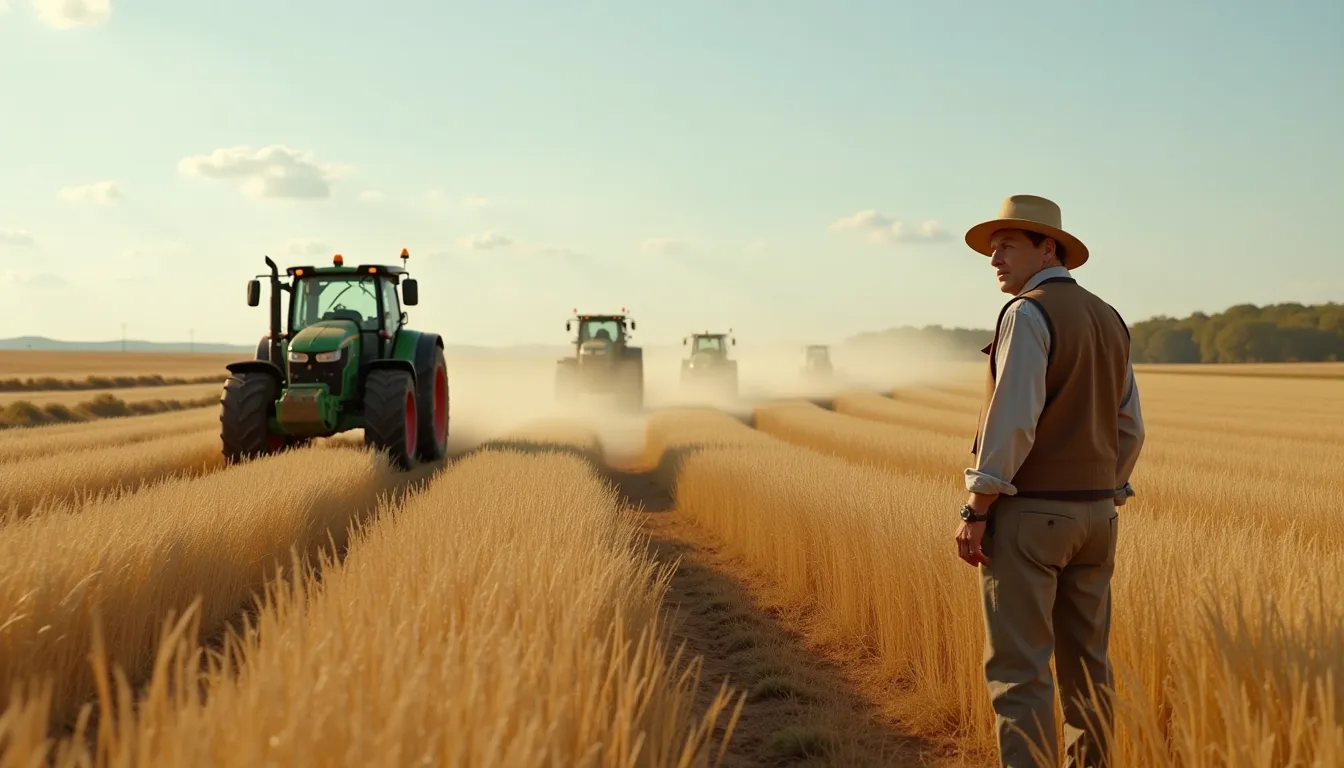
[964,194,1089,269]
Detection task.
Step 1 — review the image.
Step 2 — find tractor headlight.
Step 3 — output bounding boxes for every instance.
[289,351,309,363]
[315,349,343,363]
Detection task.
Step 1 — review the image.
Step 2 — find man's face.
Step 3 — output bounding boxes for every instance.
[988,229,1055,295]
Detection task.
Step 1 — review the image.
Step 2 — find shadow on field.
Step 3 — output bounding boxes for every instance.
[604,443,939,767]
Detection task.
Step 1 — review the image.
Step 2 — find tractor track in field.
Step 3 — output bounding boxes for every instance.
[604,447,941,767]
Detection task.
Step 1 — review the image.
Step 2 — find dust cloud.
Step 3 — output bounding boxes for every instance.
[441,336,980,460]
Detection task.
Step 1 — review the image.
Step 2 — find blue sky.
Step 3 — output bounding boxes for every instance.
[1,0,1341,348]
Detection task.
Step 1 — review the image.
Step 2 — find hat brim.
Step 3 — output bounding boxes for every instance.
[964,218,1089,269]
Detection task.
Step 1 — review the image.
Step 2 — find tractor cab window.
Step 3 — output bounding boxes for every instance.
[292,276,381,333]
[579,319,622,343]
[380,278,401,331]
[693,336,723,352]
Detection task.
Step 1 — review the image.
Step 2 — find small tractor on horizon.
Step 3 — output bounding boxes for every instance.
[680,330,738,398]
[554,309,644,411]
[800,344,834,380]
[220,249,449,471]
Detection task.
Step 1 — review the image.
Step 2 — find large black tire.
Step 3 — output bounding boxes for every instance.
[363,369,419,471]
[414,346,450,463]
[220,372,284,463]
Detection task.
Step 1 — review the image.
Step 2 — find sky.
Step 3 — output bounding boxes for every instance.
[1,0,1341,348]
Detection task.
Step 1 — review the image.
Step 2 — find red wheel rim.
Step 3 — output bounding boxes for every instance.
[404,390,417,457]
[433,365,447,446]
[268,434,286,452]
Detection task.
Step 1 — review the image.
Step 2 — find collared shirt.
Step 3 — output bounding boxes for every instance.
[964,265,1146,496]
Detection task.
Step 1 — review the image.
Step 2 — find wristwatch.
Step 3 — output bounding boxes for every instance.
[960,504,990,523]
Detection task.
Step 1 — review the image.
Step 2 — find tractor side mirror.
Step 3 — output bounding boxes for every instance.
[246,279,261,307]
[732,338,736,346]
[401,278,419,305]
[682,338,687,346]
[566,321,572,332]
[630,321,636,330]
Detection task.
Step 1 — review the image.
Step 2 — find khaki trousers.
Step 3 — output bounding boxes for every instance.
[979,495,1119,768]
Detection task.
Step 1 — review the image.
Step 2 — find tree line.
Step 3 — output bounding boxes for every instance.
[845,302,1344,364]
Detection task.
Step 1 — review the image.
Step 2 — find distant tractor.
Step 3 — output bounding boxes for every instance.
[801,344,834,379]
[554,310,644,411]
[220,250,449,471]
[680,330,738,397]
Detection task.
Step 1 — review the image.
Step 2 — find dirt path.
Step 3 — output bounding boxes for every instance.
[607,465,942,767]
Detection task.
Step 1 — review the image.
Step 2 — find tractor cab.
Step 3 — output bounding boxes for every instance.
[685,332,735,358]
[802,344,833,376]
[567,314,635,360]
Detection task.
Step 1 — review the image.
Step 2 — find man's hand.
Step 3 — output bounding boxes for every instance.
[956,521,990,566]
[956,492,997,567]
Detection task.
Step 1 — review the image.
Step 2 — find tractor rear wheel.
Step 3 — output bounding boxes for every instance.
[220,372,285,463]
[363,369,419,471]
[414,347,449,463]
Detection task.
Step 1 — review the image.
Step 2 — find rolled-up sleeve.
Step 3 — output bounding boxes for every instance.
[964,300,1050,495]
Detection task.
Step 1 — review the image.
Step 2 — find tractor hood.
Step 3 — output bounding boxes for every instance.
[289,321,359,354]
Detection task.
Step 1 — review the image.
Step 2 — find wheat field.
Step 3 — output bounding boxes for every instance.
[0,353,1338,767]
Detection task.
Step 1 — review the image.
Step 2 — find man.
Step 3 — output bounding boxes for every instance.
[954,194,1146,767]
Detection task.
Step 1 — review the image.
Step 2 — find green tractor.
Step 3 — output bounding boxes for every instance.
[220,249,449,470]
[554,310,644,411]
[680,330,738,397]
[800,344,834,380]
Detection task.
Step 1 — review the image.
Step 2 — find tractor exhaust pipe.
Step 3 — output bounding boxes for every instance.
[264,256,284,369]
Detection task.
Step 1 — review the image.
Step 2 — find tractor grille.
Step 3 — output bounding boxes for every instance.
[289,360,345,396]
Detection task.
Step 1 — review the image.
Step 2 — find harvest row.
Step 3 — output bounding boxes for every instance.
[0,419,739,766]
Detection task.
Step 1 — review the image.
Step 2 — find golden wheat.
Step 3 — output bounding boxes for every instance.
[0,444,407,728]
[0,408,219,464]
[0,430,228,521]
[3,438,740,767]
[647,372,1344,766]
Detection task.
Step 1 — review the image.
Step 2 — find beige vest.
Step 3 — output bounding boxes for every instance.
[972,275,1131,498]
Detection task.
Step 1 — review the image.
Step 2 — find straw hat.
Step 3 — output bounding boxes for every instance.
[964,194,1089,269]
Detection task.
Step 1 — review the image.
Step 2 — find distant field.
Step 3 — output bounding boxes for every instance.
[0,382,223,407]
[0,350,237,380]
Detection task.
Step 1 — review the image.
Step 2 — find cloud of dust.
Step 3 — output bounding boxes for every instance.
[442,333,982,459]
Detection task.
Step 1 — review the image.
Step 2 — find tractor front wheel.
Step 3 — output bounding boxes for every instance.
[364,369,419,471]
[220,372,284,463]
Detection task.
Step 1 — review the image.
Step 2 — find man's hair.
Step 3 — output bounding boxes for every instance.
[1023,230,1067,266]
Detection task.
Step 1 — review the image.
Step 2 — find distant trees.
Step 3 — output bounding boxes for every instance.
[1129,303,1344,363]
[847,302,1344,364]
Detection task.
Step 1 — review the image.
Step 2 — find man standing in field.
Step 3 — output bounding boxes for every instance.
[954,194,1146,767]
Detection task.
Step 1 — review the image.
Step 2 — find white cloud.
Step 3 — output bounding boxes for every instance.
[33,0,110,28]
[359,189,386,202]
[59,180,123,204]
[456,230,514,250]
[0,229,35,246]
[463,195,490,210]
[828,209,952,245]
[0,269,66,288]
[177,145,351,200]
[288,238,330,257]
[640,237,690,256]
[528,244,585,261]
